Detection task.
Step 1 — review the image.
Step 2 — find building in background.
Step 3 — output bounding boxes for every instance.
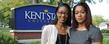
[99,22,109,30]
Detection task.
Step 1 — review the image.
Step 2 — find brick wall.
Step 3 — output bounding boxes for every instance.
[11,32,42,40]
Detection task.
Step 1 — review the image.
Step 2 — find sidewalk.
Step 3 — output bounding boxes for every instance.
[17,39,41,44]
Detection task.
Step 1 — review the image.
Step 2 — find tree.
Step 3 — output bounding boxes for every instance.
[92,15,105,26]
[0,0,31,27]
[80,0,103,3]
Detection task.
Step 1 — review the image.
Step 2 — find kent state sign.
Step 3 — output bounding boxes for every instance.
[14,5,56,30]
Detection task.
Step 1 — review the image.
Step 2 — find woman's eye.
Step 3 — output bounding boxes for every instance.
[82,12,85,13]
[75,12,78,14]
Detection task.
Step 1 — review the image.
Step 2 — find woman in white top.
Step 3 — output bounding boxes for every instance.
[41,3,71,44]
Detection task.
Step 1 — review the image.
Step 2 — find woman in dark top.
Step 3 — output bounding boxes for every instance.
[56,34,69,44]
[69,2,103,44]
[55,3,71,44]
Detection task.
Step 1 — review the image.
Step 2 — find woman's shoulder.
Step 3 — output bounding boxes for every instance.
[43,24,55,28]
[89,25,100,31]
[69,27,76,31]
[42,24,56,31]
[89,25,101,33]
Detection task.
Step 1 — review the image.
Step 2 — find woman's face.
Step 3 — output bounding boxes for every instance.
[57,6,68,23]
[75,6,86,24]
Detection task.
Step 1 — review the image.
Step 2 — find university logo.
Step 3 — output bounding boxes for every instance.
[14,5,56,30]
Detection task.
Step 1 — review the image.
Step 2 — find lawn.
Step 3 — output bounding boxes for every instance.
[103,33,109,44]
[103,38,109,44]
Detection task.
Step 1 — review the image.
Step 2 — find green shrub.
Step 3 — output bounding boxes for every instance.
[103,38,109,44]
[101,29,109,33]
[103,33,109,37]
[0,31,17,44]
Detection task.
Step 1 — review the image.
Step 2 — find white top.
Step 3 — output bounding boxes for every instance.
[41,24,70,44]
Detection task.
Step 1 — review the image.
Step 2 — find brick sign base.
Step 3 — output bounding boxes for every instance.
[10,30,42,40]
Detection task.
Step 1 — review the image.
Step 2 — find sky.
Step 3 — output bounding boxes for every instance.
[87,0,109,20]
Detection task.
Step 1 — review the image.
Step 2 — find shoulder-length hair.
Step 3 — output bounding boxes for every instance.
[72,2,92,29]
[54,3,71,26]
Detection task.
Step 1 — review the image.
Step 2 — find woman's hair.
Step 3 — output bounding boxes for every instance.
[53,3,71,26]
[72,2,92,29]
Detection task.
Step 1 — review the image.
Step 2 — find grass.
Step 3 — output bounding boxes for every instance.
[103,38,109,44]
[26,41,41,44]
[103,33,109,44]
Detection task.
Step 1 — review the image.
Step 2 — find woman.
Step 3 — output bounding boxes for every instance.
[41,3,71,44]
[69,3,103,44]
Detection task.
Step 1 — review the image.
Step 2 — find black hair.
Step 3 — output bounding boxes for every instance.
[54,3,71,26]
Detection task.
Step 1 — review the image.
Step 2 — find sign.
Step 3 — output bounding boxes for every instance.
[14,5,56,30]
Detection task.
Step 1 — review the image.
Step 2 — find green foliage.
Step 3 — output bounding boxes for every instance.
[0,0,31,26]
[103,38,109,44]
[0,31,17,44]
[79,0,103,3]
[0,27,17,44]
[49,0,56,5]
[92,15,105,26]
[101,29,109,33]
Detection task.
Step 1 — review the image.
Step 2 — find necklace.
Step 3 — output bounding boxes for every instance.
[55,25,68,44]
[58,34,68,44]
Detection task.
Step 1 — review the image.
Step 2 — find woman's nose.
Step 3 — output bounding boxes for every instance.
[77,13,82,17]
[62,14,65,16]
